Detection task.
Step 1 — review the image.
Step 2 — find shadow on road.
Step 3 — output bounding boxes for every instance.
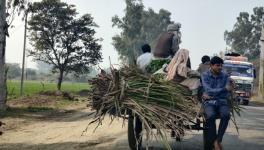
[0,141,109,150]
[248,101,264,107]
[111,131,264,150]
[0,106,95,123]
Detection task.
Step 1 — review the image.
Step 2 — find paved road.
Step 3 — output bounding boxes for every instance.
[108,104,264,150]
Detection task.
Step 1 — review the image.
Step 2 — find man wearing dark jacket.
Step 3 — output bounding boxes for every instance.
[153,23,181,59]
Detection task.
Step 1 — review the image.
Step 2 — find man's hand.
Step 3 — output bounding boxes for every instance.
[226,78,235,92]
[202,93,211,100]
[225,85,233,92]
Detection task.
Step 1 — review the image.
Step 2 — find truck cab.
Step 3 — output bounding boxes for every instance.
[222,54,255,105]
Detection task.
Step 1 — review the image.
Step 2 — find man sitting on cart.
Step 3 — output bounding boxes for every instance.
[136,44,153,73]
[201,56,232,150]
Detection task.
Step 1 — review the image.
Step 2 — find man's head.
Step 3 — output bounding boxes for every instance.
[167,23,181,32]
[201,55,210,64]
[141,44,151,53]
[210,56,224,75]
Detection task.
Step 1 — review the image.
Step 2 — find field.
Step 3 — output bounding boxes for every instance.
[7,80,90,99]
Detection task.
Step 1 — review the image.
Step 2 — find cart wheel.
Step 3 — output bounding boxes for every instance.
[176,136,182,142]
[171,130,182,142]
[203,122,213,150]
[128,114,142,150]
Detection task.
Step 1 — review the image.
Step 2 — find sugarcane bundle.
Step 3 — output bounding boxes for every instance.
[89,66,200,149]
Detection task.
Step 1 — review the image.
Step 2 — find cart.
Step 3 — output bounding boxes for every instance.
[127,106,212,150]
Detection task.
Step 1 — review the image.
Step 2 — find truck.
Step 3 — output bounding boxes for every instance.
[222,53,256,105]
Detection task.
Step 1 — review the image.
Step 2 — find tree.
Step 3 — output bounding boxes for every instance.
[112,0,144,65]
[0,0,28,110]
[224,7,264,60]
[36,61,52,74]
[6,63,21,79]
[28,0,102,90]
[0,0,7,110]
[112,0,173,65]
[25,68,37,80]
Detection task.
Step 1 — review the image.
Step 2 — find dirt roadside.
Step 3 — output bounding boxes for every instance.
[0,96,128,150]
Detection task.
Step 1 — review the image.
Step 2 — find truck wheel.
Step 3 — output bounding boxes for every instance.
[242,100,249,105]
[128,114,142,150]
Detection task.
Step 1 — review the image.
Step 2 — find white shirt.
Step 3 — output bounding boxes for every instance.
[136,53,153,72]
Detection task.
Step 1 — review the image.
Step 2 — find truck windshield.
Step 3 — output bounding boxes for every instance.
[223,63,253,77]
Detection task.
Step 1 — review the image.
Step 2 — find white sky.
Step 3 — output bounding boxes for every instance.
[6,0,264,70]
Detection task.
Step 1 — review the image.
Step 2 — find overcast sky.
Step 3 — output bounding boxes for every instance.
[6,0,264,70]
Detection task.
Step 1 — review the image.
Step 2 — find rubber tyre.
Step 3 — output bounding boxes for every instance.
[203,122,213,150]
[242,100,249,105]
[128,115,142,150]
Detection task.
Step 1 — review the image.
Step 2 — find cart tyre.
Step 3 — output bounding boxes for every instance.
[128,115,142,150]
[203,122,212,150]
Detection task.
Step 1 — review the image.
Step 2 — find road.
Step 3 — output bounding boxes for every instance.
[108,103,264,150]
[0,103,264,150]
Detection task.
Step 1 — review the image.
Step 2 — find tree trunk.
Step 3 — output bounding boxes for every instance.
[0,0,7,111]
[57,70,64,91]
[128,43,137,66]
[258,26,264,100]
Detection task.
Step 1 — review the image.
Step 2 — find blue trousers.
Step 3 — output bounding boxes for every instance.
[203,100,230,145]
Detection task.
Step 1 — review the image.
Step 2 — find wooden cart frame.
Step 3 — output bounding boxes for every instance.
[127,110,212,150]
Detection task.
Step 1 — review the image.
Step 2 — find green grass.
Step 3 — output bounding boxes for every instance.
[7,80,91,99]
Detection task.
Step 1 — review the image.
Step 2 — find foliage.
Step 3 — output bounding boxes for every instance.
[26,68,37,80]
[6,63,21,79]
[112,0,173,64]
[224,7,264,60]
[65,67,98,82]
[7,80,90,99]
[28,0,102,90]
[5,63,98,83]
[6,0,31,34]
[36,61,52,74]
[145,59,170,74]
[6,63,43,80]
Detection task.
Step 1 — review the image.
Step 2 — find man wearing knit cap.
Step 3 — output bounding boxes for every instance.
[197,55,211,74]
[153,23,182,59]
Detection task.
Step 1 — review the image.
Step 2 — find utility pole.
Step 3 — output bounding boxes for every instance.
[20,11,28,96]
[258,24,264,99]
